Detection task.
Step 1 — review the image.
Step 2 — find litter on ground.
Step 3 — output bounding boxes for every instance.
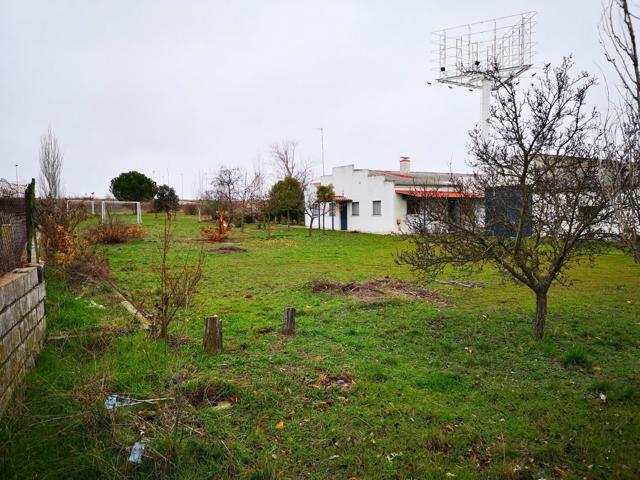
[128,441,145,464]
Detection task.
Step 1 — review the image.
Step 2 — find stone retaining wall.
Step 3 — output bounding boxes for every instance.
[0,266,46,415]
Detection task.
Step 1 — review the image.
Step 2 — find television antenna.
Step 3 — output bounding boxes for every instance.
[432,11,536,135]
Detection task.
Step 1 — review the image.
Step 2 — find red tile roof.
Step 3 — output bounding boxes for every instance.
[395,189,483,199]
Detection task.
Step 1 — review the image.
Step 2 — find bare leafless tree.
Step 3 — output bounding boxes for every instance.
[600,0,640,261]
[152,217,204,338]
[237,167,264,232]
[270,140,313,190]
[249,166,273,239]
[39,126,63,198]
[302,185,319,236]
[211,165,242,222]
[399,59,614,338]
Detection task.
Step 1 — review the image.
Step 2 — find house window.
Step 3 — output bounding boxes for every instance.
[406,197,422,215]
[372,200,381,216]
[329,202,335,217]
[352,202,359,216]
[312,204,320,217]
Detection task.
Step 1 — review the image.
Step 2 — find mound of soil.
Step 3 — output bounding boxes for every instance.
[211,244,247,254]
[308,278,448,304]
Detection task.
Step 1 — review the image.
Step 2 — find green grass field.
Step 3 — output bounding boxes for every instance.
[1,214,639,479]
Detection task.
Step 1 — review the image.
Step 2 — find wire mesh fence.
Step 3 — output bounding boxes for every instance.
[0,208,27,276]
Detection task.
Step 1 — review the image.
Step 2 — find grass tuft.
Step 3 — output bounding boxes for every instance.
[415,371,465,392]
[589,380,636,402]
[561,347,593,369]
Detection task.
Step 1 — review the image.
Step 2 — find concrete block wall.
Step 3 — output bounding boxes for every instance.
[0,266,46,415]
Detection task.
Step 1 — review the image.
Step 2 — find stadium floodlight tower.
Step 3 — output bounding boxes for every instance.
[433,12,536,135]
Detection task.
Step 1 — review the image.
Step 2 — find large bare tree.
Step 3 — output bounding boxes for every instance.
[211,165,242,222]
[270,140,313,190]
[236,167,264,232]
[600,0,640,261]
[399,59,614,338]
[39,126,63,198]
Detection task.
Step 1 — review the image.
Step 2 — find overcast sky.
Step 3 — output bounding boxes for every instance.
[0,0,618,198]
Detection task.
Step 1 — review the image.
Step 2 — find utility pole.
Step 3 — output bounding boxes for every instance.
[317,128,325,176]
[15,164,19,187]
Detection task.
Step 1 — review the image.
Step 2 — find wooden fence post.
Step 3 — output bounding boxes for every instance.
[282,307,296,335]
[203,316,223,354]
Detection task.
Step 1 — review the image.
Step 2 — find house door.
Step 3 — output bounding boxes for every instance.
[340,203,348,230]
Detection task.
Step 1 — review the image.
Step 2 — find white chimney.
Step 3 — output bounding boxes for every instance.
[399,156,411,174]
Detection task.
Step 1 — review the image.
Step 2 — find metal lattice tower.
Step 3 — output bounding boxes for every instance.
[432,12,537,134]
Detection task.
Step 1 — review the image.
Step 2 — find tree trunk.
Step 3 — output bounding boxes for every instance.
[308,216,314,236]
[282,307,296,335]
[534,290,548,339]
[322,204,325,232]
[160,320,168,339]
[287,209,291,229]
[203,316,223,354]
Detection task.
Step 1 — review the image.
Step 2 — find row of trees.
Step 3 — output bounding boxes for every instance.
[104,141,336,233]
[36,134,181,217]
[109,171,179,215]
[201,140,335,235]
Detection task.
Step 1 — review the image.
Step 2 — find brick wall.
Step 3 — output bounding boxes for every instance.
[0,266,46,415]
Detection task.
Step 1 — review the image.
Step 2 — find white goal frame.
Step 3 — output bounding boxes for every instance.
[100,201,142,224]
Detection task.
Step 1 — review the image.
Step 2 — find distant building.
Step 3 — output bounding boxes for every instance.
[306,157,483,234]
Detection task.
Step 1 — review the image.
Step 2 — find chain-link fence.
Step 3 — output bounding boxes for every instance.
[0,205,27,276]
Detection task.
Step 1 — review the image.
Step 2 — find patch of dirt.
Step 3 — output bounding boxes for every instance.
[308,278,449,304]
[304,371,355,392]
[185,383,240,409]
[210,244,247,254]
[254,326,274,334]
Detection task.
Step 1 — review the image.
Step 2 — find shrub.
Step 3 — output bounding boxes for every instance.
[182,203,198,215]
[201,211,232,242]
[35,198,110,282]
[88,219,144,244]
[36,198,88,264]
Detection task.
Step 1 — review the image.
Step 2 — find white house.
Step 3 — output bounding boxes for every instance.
[306,157,482,234]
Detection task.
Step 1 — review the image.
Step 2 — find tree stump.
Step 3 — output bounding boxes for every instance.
[282,307,296,335]
[203,316,223,354]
